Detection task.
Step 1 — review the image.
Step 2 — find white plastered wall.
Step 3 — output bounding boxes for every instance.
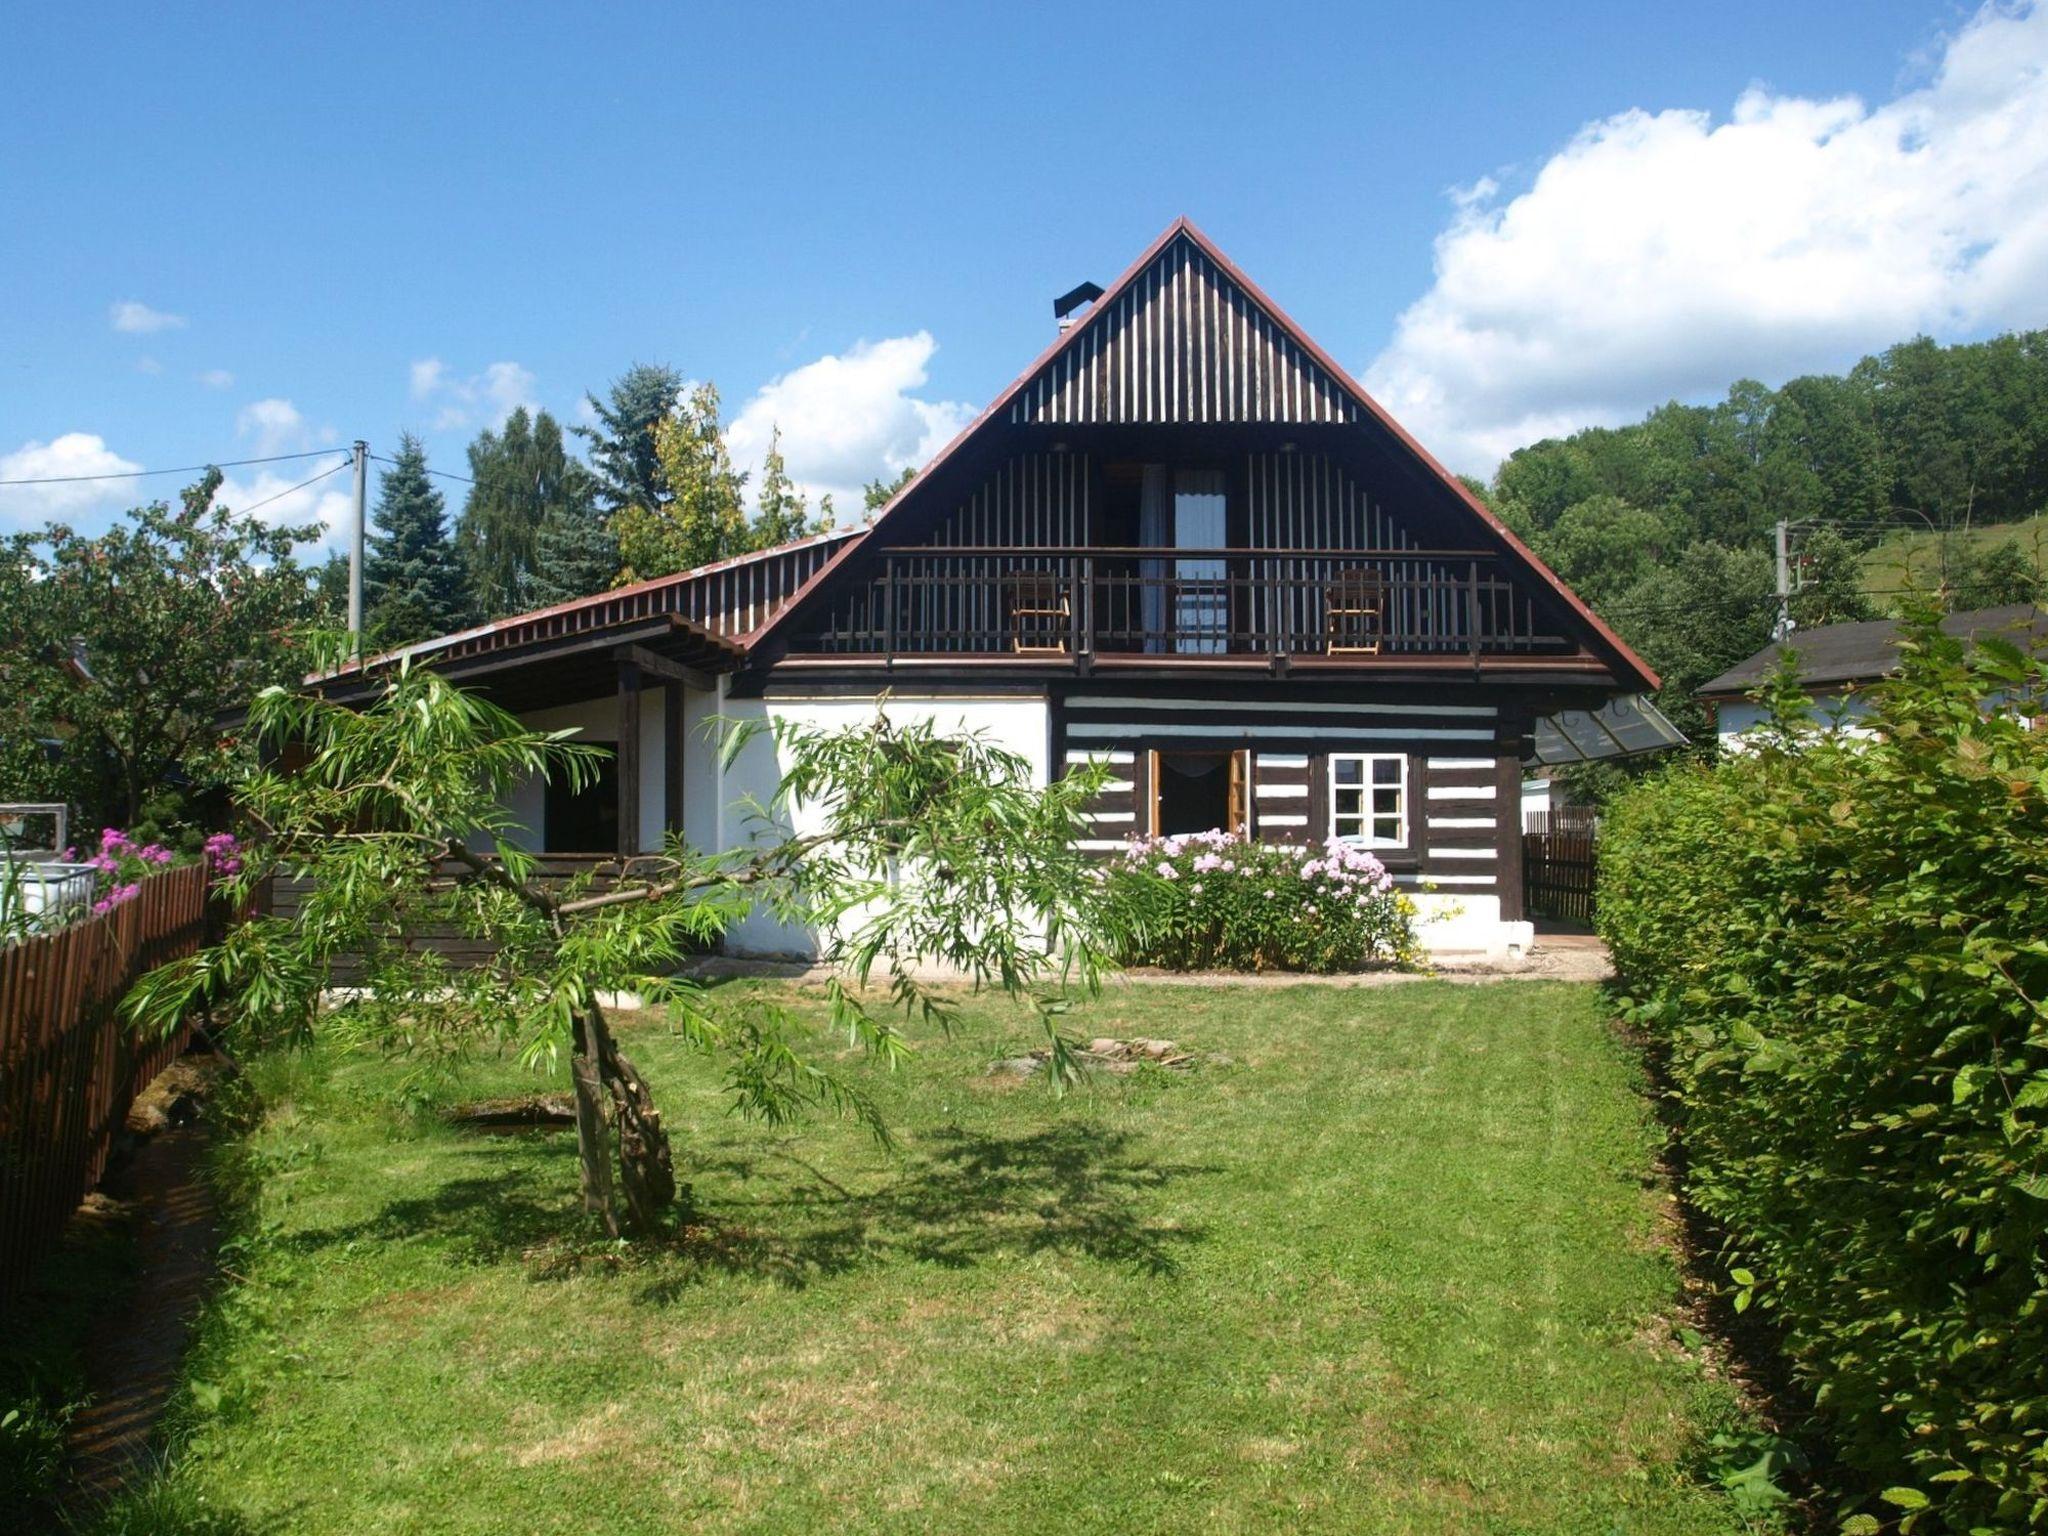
[711,692,1051,958]
[1407,894,1533,961]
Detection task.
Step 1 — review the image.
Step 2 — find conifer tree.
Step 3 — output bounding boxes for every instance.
[578,363,683,517]
[365,433,468,644]
[522,498,620,608]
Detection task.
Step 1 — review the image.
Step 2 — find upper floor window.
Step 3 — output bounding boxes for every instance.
[1138,465,1228,653]
[1330,753,1406,848]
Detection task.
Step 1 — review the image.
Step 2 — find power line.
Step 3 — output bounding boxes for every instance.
[369,453,473,486]
[229,457,353,518]
[0,447,346,488]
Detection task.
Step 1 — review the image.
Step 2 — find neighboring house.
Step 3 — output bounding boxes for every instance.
[1699,604,2048,751]
[315,219,1663,958]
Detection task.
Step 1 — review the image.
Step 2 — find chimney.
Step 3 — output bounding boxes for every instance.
[1053,280,1104,333]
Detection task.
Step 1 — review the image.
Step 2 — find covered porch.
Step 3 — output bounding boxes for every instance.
[318,612,743,860]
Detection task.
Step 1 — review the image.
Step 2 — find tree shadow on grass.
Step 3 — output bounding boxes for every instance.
[637,1122,1214,1301]
[280,1123,1212,1296]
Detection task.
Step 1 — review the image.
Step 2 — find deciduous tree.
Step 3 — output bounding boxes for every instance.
[748,426,818,548]
[456,409,590,619]
[128,664,1141,1236]
[0,472,324,827]
[611,384,749,580]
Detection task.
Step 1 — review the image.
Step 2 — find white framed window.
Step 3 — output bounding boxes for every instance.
[1330,754,1407,848]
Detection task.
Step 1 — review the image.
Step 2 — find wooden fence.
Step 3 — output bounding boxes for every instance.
[264,853,635,981]
[1522,809,1598,924]
[0,862,209,1297]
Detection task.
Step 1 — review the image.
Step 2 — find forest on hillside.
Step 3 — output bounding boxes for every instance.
[1484,330,2048,750]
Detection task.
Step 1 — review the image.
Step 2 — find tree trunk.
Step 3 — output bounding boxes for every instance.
[568,1013,621,1236]
[569,1000,677,1235]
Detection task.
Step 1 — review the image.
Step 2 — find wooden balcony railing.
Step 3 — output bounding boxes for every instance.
[797,548,1571,660]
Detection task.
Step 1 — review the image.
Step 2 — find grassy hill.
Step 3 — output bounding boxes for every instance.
[1859,514,2048,609]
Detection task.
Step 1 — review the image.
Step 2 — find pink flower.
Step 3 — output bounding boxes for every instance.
[203,832,242,878]
[1157,861,1178,879]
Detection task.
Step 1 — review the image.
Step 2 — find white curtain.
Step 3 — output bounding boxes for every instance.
[1139,464,1170,653]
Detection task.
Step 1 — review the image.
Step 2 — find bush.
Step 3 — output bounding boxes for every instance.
[1597,610,2048,1532]
[1104,830,1420,972]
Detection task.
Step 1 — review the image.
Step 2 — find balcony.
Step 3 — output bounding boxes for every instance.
[794,547,1575,665]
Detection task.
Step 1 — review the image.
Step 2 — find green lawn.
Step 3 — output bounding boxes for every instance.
[140,980,1764,1534]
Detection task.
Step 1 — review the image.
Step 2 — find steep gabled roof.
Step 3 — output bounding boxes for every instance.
[750,217,1658,691]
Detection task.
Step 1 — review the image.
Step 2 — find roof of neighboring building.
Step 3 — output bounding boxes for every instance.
[1698,604,2048,700]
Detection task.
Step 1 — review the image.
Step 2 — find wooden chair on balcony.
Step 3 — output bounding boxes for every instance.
[1006,571,1071,655]
[1325,567,1386,654]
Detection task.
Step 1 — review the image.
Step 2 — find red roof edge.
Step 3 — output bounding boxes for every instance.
[312,525,858,684]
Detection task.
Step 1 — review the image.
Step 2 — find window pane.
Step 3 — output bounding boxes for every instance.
[1373,815,1400,842]
[1335,788,1363,817]
[1372,758,1401,785]
[1335,758,1363,786]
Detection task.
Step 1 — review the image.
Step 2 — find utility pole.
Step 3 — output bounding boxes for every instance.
[1773,517,1793,641]
[348,439,368,653]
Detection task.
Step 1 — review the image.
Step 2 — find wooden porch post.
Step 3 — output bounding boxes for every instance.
[662,681,684,841]
[1495,733,1526,923]
[616,657,642,858]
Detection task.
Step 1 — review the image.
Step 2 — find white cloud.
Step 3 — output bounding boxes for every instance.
[0,433,146,526]
[134,356,163,376]
[1364,0,2048,472]
[109,300,185,334]
[196,368,235,389]
[214,462,356,546]
[236,397,308,456]
[408,356,537,431]
[726,333,975,518]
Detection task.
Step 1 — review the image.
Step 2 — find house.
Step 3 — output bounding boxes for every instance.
[316,220,1662,959]
[1699,604,2048,750]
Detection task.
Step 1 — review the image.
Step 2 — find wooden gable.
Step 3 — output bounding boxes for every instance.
[748,218,1659,693]
[1008,231,1361,427]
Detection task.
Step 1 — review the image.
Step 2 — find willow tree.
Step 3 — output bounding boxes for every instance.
[128,663,1131,1235]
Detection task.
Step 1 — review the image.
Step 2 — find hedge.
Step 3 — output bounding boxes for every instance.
[1598,609,2048,1534]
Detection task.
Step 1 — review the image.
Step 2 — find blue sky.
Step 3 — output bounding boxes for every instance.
[5,0,2043,543]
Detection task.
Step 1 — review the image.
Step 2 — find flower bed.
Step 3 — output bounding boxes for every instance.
[1104,830,1420,972]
